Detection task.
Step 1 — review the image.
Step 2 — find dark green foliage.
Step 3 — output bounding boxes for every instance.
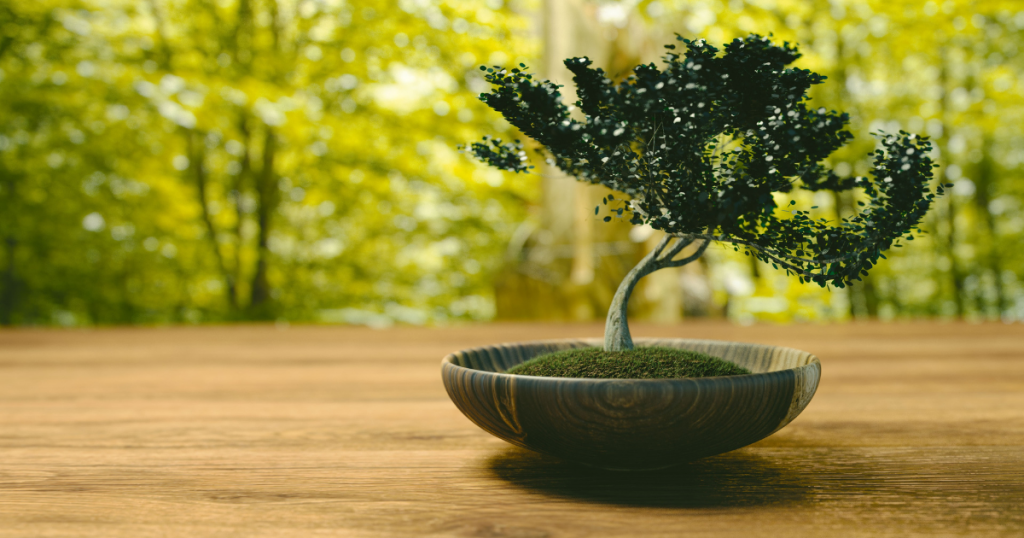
[465,136,532,173]
[463,34,942,288]
[506,346,751,379]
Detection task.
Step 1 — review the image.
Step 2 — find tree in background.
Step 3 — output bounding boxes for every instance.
[0,0,536,325]
[1,0,1023,327]
[0,0,169,324]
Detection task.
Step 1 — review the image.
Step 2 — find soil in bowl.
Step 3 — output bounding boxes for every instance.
[505,346,751,379]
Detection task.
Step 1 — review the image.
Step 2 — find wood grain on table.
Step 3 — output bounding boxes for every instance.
[1,322,1022,537]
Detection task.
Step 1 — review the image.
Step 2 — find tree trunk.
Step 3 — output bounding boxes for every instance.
[0,171,17,326]
[604,235,708,351]
[0,236,16,326]
[188,131,237,310]
[249,128,277,313]
[945,185,965,318]
[604,237,666,351]
[231,113,253,298]
[145,0,173,70]
[974,136,1006,316]
[937,48,965,318]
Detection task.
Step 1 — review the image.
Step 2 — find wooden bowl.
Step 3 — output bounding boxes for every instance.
[441,338,820,470]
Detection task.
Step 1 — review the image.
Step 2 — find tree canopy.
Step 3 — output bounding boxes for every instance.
[466,34,940,288]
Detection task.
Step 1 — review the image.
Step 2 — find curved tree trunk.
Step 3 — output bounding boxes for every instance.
[604,234,710,351]
[603,238,666,351]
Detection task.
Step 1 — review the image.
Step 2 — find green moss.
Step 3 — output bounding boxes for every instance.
[505,347,752,379]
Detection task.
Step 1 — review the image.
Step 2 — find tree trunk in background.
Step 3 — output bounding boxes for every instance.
[233,0,253,70]
[0,238,15,325]
[945,194,965,318]
[0,236,16,326]
[145,0,173,70]
[188,131,238,311]
[540,0,593,319]
[249,128,277,314]
[540,0,576,242]
[0,169,16,325]
[570,184,595,287]
[974,136,1006,316]
[245,0,279,316]
[494,0,685,322]
[231,113,253,301]
[938,50,965,318]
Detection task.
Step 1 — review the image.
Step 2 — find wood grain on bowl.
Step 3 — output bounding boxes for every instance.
[441,338,821,470]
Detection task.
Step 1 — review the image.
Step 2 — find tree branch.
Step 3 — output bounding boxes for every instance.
[662,238,710,268]
[649,233,674,258]
[656,234,695,262]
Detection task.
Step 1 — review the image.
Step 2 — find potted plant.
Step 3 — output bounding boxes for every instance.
[442,34,941,470]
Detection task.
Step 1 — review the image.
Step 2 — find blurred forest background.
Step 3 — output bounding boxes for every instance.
[0,0,1022,327]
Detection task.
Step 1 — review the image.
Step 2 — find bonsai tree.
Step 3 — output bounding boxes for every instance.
[462,34,941,352]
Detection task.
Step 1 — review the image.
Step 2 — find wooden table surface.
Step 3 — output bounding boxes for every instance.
[1,322,1023,537]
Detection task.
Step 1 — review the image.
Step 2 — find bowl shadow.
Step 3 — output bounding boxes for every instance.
[486,446,811,509]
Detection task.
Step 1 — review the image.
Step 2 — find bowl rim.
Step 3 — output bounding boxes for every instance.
[441,337,820,383]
